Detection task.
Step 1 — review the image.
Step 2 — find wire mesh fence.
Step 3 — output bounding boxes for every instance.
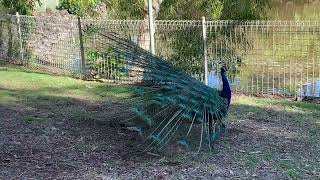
[0,14,82,75]
[205,21,320,97]
[81,19,148,81]
[0,15,20,63]
[1,14,320,97]
[21,15,82,75]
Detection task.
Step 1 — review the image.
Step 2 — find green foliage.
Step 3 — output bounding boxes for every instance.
[105,0,271,21]
[158,0,223,20]
[287,169,300,179]
[0,3,7,14]
[58,0,98,16]
[157,29,205,74]
[0,0,41,15]
[104,0,270,76]
[105,0,145,19]
[220,0,271,20]
[86,48,128,79]
[105,0,224,20]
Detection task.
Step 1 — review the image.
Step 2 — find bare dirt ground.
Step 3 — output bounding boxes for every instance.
[1,97,319,179]
[0,67,319,179]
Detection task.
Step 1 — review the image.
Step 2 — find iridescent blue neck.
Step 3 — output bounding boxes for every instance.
[221,70,231,107]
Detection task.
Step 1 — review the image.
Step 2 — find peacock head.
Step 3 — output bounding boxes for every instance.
[220,63,228,74]
[221,67,227,73]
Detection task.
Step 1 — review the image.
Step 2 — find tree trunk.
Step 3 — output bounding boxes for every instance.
[132,0,163,82]
[137,0,163,51]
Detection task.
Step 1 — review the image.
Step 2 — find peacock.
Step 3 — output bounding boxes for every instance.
[99,33,231,152]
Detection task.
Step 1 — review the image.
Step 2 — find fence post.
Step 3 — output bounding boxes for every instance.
[202,17,208,85]
[77,16,86,80]
[148,0,156,54]
[16,12,24,64]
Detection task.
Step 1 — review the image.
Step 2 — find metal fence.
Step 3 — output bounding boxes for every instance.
[1,14,320,97]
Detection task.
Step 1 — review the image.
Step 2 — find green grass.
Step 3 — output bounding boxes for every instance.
[232,95,320,144]
[0,66,131,106]
[229,95,320,179]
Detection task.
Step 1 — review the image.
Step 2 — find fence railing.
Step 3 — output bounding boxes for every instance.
[1,14,320,97]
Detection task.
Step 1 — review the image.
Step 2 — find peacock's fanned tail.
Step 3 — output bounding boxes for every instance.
[98,33,229,152]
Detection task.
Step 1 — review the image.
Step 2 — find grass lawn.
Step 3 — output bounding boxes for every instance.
[0,66,319,179]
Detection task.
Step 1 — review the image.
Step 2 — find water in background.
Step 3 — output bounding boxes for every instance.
[207,70,240,91]
[300,80,320,97]
[270,0,320,21]
[208,71,221,89]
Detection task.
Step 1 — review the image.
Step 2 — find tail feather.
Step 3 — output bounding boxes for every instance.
[97,33,229,152]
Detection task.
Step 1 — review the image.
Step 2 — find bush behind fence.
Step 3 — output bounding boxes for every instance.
[1,14,320,97]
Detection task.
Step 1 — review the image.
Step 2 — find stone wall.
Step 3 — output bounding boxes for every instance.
[26,10,81,73]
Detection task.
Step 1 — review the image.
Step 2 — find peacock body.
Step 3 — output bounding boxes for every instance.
[101,33,231,152]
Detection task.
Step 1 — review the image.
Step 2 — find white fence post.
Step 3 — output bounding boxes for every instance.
[16,12,24,63]
[148,0,155,54]
[202,17,208,85]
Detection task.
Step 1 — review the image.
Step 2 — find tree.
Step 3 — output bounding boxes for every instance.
[106,0,271,21]
[220,0,271,20]
[0,3,7,14]
[105,0,164,50]
[157,0,223,20]
[0,0,41,15]
[58,0,98,17]
[104,0,145,19]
